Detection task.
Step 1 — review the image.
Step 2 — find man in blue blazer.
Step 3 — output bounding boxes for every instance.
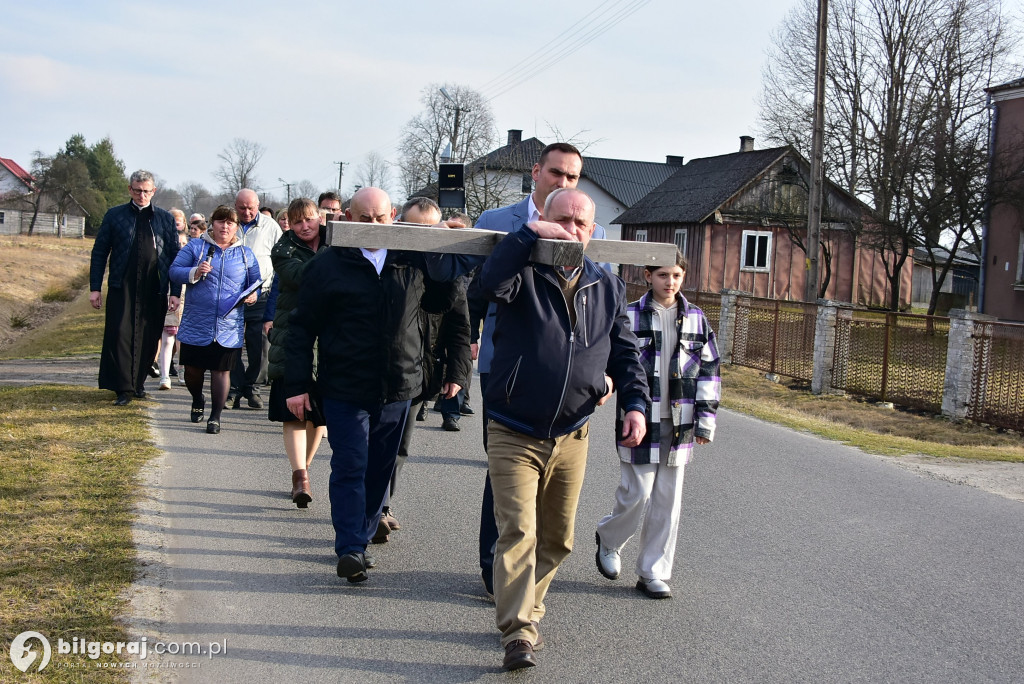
[472,142,609,597]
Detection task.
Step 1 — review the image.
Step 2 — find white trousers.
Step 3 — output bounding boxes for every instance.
[596,446,686,581]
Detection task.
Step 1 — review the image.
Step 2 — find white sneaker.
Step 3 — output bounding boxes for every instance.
[159,378,171,390]
[177,376,186,386]
[636,577,672,599]
[595,531,620,579]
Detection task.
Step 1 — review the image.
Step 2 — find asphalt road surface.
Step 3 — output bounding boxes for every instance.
[122,375,1024,684]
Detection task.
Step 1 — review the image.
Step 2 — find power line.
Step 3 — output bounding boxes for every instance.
[482,0,651,102]
[476,0,623,93]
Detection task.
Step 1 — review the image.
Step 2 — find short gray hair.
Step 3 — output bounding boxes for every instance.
[129,169,155,185]
[543,187,594,218]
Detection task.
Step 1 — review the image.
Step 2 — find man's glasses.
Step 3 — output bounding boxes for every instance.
[130,187,156,196]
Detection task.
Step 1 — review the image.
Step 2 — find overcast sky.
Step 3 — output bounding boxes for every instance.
[1,0,802,203]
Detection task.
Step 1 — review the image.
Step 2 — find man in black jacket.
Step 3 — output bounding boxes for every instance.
[479,188,649,670]
[284,187,470,583]
[89,170,180,405]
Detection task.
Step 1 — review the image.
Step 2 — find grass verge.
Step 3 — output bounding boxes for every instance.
[721,365,1024,462]
[0,286,104,360]
[0,384,157,682]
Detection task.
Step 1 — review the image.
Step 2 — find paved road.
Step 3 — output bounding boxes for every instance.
[3,359,1024,682]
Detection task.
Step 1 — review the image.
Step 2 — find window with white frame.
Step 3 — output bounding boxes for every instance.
[673,228,687,255]
[635,229,647,242]
[741,230,772,271]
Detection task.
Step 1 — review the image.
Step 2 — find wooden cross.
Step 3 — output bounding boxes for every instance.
[325,220,678,267]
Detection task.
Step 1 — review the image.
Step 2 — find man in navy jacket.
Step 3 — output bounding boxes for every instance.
[89,170,180,405]
[473,141,611,597]
[479,188,648,670]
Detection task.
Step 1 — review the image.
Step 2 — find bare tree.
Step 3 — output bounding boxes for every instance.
[759,0,1020,310]
[293,180,319,201]
[213,138,266,195]
[178,181,214,217]
[397,83,498,199]
[353,152,393,194]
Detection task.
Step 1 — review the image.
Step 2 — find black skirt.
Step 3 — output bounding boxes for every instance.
[268,378,326,426]
[179,342,240,372]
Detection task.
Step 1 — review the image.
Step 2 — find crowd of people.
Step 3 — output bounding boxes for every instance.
[88,144,722,671]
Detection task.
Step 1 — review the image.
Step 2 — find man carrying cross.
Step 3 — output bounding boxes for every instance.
[478,187,649,670]
[284,187,469,583]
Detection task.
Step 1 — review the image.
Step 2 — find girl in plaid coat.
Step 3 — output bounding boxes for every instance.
[595,253,721,599]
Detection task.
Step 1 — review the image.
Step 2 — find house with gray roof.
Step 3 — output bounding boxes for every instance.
[615,137,912,308]
[414,130,680,235]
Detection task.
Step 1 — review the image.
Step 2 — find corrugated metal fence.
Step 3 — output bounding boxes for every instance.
[967,321,1024,431]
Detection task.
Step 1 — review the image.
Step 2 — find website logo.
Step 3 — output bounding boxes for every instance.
[10,631,51,673]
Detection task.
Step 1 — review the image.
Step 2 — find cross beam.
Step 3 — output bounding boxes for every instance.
[325,221,678,267]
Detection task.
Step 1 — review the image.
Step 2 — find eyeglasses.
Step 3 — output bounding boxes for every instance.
[130,187,156,196]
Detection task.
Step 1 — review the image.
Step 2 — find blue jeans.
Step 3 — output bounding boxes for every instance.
[323,398,410,557]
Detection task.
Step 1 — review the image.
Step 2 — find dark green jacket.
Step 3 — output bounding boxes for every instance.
[267,227,326,381]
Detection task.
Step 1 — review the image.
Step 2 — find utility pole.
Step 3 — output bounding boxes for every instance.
[439,86,470,161]
[334,161,346,194]
[805,0,828,303]
[278,177,292,204]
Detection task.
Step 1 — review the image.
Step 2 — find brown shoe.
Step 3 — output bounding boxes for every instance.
[502,640,536,670]
[371,516,390,544]
[531,621,544,651]
[291,469,312,508]
[381,508,400,531]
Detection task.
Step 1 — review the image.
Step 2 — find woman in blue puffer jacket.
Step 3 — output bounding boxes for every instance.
[170,205,262,434]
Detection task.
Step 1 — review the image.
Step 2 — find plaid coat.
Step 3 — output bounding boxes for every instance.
[616,290,721,466]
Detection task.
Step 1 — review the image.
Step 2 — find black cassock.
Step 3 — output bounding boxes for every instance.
[97,206,165,394]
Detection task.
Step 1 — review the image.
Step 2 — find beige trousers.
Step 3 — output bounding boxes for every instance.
[487,421,589,646]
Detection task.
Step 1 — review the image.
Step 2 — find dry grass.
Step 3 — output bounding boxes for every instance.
[0,385,157,681]
[722,365,1024,462]
[0,287,105,360]
[0,235,94,351]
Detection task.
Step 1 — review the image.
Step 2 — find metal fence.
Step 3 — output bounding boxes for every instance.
[967,321,1024,431]
[732,296,816,382]
[622,280,1022,429]
[831,311,950,412]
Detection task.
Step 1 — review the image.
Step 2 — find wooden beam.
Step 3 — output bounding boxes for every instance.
[325,220,678,267]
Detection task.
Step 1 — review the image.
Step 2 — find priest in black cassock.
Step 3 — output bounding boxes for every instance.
[89,170,181,405]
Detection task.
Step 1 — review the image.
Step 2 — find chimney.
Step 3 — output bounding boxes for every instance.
[665,155,684,166]
[507,129,522,146]
[739,136,755,152]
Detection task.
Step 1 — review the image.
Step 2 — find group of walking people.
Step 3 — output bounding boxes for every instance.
[89,149,722,671]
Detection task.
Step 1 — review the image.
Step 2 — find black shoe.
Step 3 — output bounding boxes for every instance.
[460,402,475,415]
[148,363,160,378]
[247,389,263,409]
[415,404,427,421]
[231,393,241,410]
[206,419,220,434]
[336,552,368,583]
[364,552,377,569]
[134,389,147,399]
[114,392,132,406]
[190,398,206,423]
[168,363,178,377]
[442,416,461,432]
[503,640,536,670]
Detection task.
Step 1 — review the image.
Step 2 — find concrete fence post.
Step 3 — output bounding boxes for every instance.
[717,289,742,365]
[812,299,850,395]
[942,309,996,421]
